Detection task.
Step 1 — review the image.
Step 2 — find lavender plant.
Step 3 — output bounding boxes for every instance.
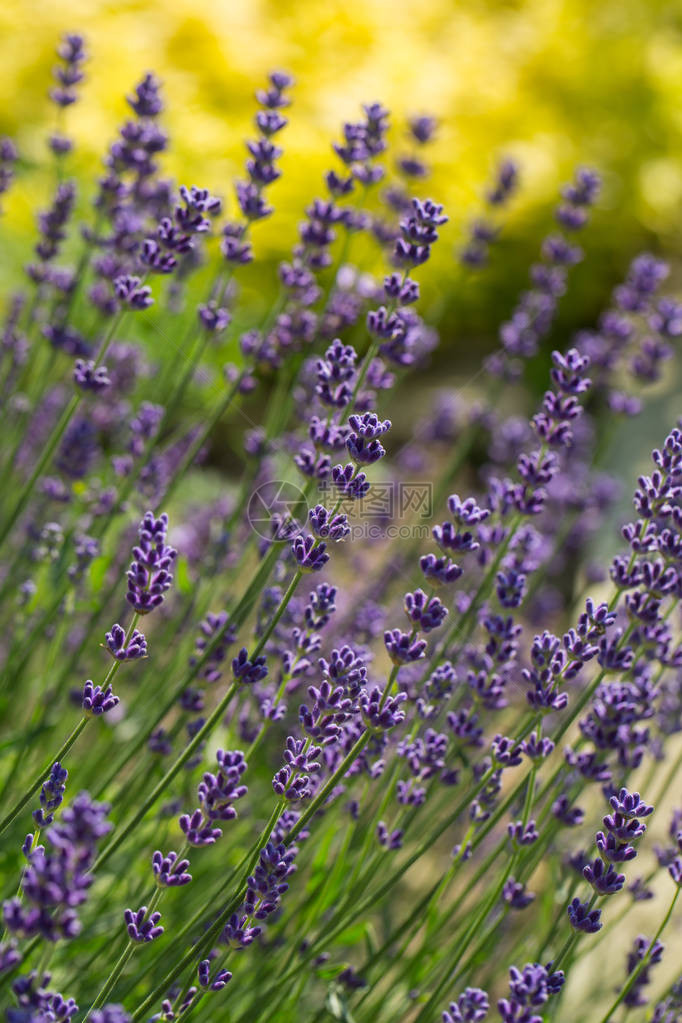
[0,30,680,1023]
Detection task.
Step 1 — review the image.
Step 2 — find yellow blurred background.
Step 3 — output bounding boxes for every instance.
[1,0,682,346]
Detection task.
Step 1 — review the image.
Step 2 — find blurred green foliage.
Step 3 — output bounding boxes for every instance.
[1,0,682,360]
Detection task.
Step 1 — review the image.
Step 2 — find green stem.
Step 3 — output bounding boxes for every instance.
[415,850,521,1023]
[0,716,88,836]
[130,801,284,1020]
[83,939,137,1015]
[95,563,301,870]
[159,373,243,509]
[93,544,281,801]
[597,886,680,1023]
[92,681,238,872]
[251,570,302,659]
[535,878,581,963]
[0,310,125,551]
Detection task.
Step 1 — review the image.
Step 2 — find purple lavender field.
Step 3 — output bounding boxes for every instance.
[0,28,681,1023]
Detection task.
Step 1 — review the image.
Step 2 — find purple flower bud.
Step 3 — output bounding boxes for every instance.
[124,905,163,943]
[521,732,555,760]
[403,589,448,632]
[572,896,601,937]
[583,857,625,894]
[503,878,535,910]
[179,808,222,847]
[104,623,147,660]
[236,181,272,222]
[408,115,438,145]
[82,681,119,717]
[487,158,519,205]
[552,796,584,827]
[291,533,330,573]
[669,857,682,886]
[384,628,427,665]
[346,412,392,464]
[232,647,268,685]
[198,958,232,990]
[609,788,654,819]
[0,136,18,197]
[420,553,462,586]
[308,504,350,542]
[49,33,86,109]
[384,272,420,305]
[114,274,153,310]
[359,685,407,730]
[442,987,490,1023]
[491,734,523,767]
[508,820,538,846]
[198,750,248,821]
[603,812,647,842]
[595,830,637,863]
[32,762,68,827]
[152,850,192,887]
[433,521,480,554]
[376,821,403,849]
[73,358,110,393]
[331,462,370,500]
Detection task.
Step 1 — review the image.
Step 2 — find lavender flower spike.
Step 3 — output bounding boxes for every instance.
[232,647,268,685]
[50,32,86,110]
[291,533,330,572]
[32,762,68,827]
[126,512,177,614]
[403,588,448,632]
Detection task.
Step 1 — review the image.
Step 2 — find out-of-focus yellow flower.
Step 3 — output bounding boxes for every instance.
[1,0,681,321]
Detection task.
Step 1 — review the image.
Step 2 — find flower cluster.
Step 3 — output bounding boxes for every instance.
[233,71,292,227]
[460,158,519,267]
[223,838,298,951]
[3,793,111,942]
[568,788,653,932]
[180,749,248,846]
[497,962,565,1023]
[492,167,600,377]
[32,762,68,828]
[126,511,177,614]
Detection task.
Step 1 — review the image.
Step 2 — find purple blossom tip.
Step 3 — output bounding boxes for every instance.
[198,958,232,990]
[152,850,192,887]
[126,511,176,615]
[124,905,163,943]
[384,628,427,665]
[82,681,119,717]
[74,358,111,393]
[291,533,330,572]
[232,647,268,685]
[104,623,147,661]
